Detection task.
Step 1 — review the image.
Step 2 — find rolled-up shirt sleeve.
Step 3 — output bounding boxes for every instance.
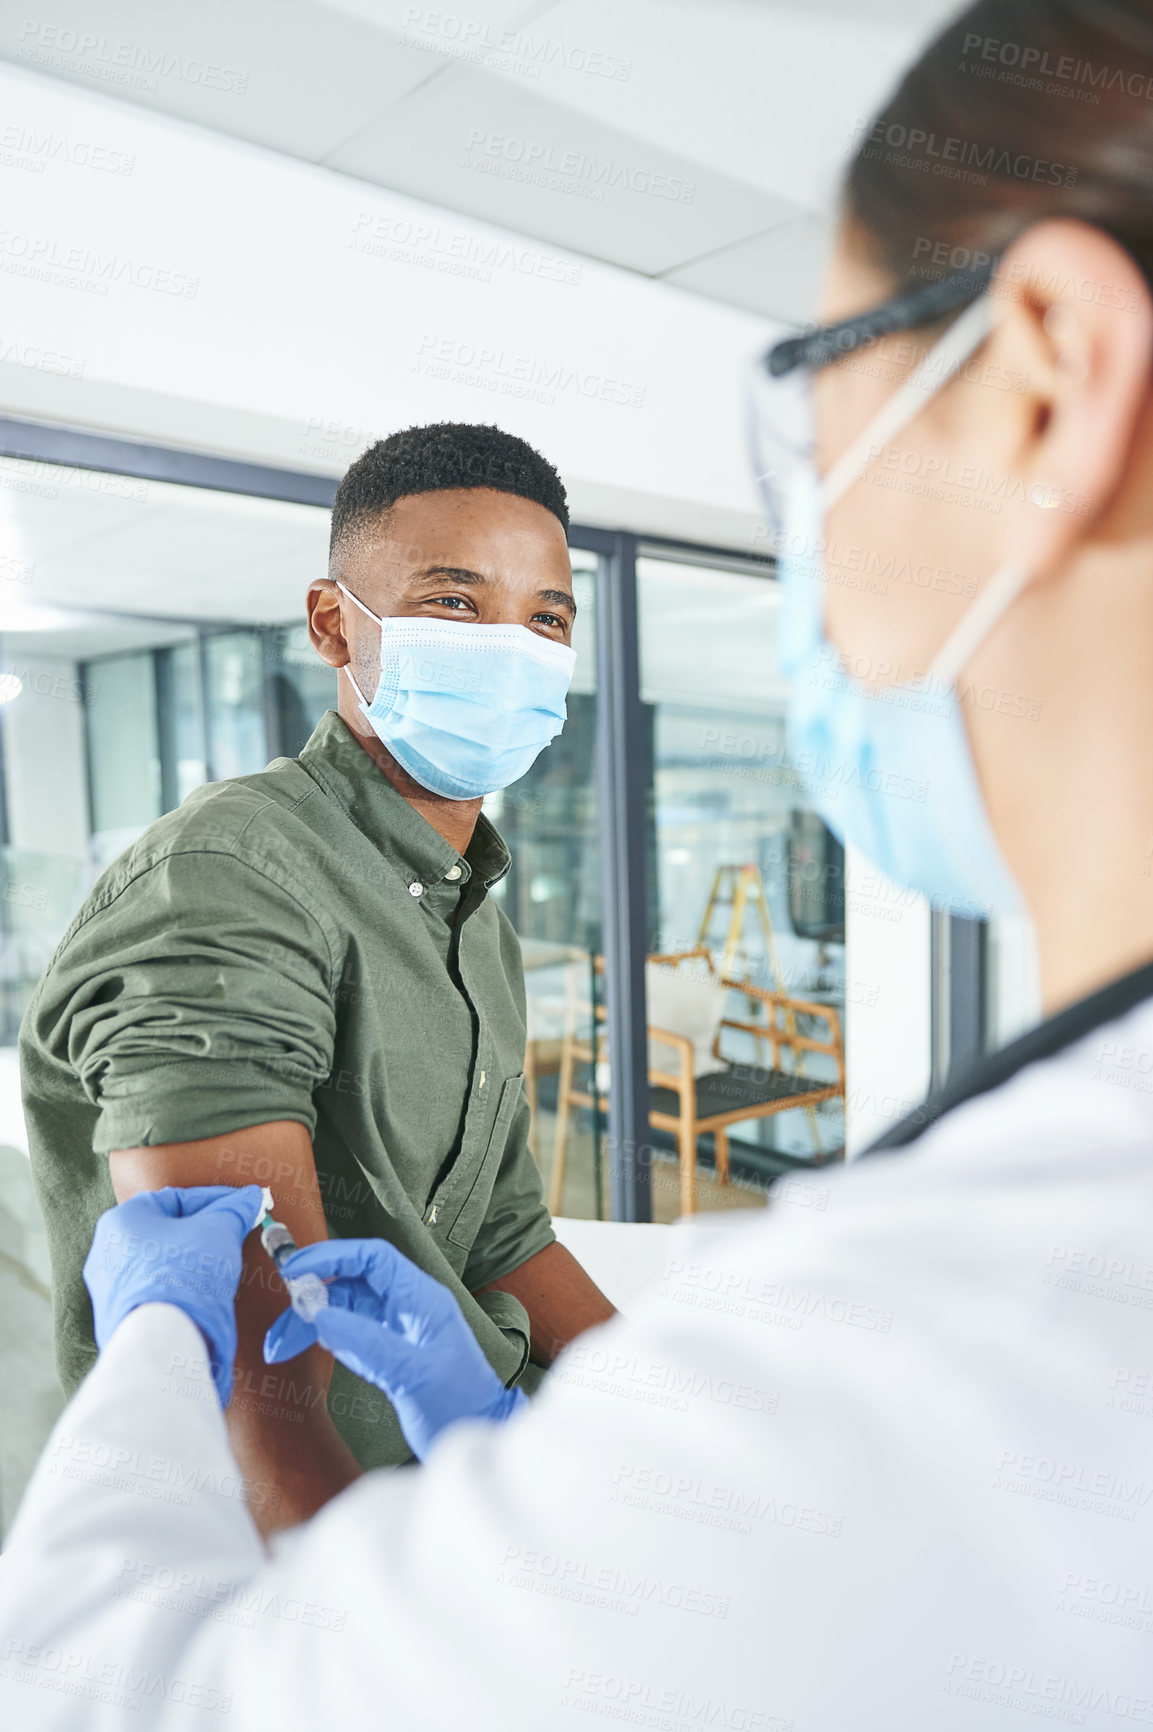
[47,846,338,1151]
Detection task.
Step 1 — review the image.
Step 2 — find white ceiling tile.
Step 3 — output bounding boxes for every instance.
[318,0,549,36]
[0,0,439,159]
[325,68,792,273]
[474,0,959,210]
[665,211,835,326]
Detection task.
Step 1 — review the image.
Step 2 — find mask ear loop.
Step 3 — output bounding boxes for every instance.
[821,294,995,509]
[928,560,1030,689]
[814,292,1030,689]
[335,579,380,709]
[335,579,381,626]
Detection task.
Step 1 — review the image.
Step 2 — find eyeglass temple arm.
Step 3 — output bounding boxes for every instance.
[767,262,996,379]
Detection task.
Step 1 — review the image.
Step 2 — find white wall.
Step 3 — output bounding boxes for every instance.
[843,844,931,1155]
[987,913,1042,1048]
[0,64,770,549]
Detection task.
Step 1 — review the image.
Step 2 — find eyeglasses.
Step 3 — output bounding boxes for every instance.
[749,260,997,549]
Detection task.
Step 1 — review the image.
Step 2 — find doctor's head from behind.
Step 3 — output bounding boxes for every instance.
[764,0,1153,1017]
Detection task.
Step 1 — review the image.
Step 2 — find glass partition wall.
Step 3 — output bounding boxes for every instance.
[524,546,849,1224]
[488,552,604,1219]
[84,626,339,871]
[635,553,846,1217]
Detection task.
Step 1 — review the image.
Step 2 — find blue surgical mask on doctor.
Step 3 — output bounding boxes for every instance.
[337,583,576,801]
[770,296,1027,920]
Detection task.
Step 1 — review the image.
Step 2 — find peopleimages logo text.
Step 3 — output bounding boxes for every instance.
[961,30,1153,101]
[465,130,696,203]
[857,118,1076,186]
[18,21,248,92]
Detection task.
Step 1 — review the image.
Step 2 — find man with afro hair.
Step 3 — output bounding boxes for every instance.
[21,422,615,1531]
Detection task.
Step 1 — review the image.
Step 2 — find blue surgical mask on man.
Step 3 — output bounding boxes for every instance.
[337,582,576,801]
[773,297,1027,920]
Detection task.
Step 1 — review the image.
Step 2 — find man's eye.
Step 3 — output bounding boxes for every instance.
[532,612,565,629]
[432,595,471,610]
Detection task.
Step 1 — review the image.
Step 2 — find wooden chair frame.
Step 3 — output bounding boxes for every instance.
[549,947,845,1217]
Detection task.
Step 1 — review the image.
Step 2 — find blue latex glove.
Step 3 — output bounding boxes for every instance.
[263,1238,526,1460]
[84,1185,264,1406]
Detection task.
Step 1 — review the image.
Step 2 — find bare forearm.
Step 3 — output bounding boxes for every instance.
[477,1240,615,1366]
[109,1123,362,1534]
[224,1242,361,1532]
[226,1362,360,1530]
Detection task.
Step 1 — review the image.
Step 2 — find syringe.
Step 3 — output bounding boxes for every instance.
[258,1189,329,1324]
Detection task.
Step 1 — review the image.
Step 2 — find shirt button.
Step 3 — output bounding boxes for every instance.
[479,1070,487,1090]
[445,865,462,881]
[408,882,424,898]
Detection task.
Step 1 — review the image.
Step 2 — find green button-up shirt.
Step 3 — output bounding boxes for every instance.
[19,710,554,1468]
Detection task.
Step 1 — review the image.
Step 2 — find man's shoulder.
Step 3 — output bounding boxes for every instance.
[109,759,317,872]
[54,760,334,957]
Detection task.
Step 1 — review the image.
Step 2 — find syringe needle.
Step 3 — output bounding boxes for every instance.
[258,1210,329,1324]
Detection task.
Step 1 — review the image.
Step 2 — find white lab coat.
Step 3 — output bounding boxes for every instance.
[4,986,1153,1731]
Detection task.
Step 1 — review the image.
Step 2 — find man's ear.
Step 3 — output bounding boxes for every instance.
[306,580,351,668]
[988,220,1153,573]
